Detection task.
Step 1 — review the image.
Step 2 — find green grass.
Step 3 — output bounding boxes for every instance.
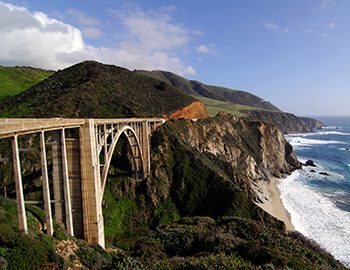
[0,196,64,269]
[194,96,265,117]
[0,66,53,100]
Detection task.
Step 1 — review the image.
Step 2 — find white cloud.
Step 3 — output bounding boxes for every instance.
[66,9,102,39]
[66,9,100,26]
[264,22,279,30]
[321,0,336,9]
[0,2,85,69]
[196,44,210,53]
[284,28,290,34]
[113,8,189,51]
[184,66,196,75]
[306,28,314,34]
[0,2,195,75]
[83,27,102,38]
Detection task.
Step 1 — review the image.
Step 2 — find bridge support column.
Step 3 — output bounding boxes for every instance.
[80,119,105,248]
[51,132,65,228]
[12,135,28,234]
[61,129,74,236]
[40,131,53,236]
[141,121,150,177]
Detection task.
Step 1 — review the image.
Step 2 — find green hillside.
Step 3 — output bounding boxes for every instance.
[195,96,269,117]
[138,69,322,132]
[0,66,53,100]
[0,61,196,118]
[137,70,282,112]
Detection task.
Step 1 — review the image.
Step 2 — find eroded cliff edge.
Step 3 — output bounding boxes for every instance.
[246,110,323,134]
[147,112,300,222]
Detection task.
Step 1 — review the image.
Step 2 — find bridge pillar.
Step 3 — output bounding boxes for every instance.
[141,121,150,177]
[12,135,28,234]
[79,119,105,248]
[51,132,65,229]
[51,131,74,236]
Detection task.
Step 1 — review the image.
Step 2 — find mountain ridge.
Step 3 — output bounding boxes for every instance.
[137,69,323,132]
[0,61,207,119]
[136,70,282,112]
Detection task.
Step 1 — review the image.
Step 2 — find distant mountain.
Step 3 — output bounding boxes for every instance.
[137,70,323,132]
[137,70,282,112]
[0,61,207,118]
[0,66,53,100]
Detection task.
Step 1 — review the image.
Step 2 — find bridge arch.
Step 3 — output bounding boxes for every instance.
[100,125,144,198]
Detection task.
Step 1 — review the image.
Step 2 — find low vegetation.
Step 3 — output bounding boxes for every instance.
[0,61,195,118]
[195,95,264,117]
[0,66,53,100]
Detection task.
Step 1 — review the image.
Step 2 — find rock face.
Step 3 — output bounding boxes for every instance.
[164,101,209,119]
[246,110,323,134]
[299,117,324,129]
[147,113,300,223]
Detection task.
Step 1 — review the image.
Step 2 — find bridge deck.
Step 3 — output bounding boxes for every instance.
[0,118,165,139]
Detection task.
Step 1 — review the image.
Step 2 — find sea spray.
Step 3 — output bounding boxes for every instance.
[279,171,350,266]
[281,117,350,267]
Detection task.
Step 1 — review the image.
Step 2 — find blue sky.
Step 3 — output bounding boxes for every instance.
[0,0,349,116]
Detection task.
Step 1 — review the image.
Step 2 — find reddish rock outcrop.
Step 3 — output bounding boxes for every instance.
[164,101,209,119]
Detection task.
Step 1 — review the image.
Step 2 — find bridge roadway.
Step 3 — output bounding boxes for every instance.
[0,117,165,248]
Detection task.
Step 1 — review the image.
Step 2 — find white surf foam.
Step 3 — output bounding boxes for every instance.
[288,137,344,147]
[338,147,350,152]
[279,171,350,266]
[315,131,350,136]
[322,126,341,130]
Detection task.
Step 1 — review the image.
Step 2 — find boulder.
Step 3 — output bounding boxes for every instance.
[305,160,316,167]
[319,172,330,176]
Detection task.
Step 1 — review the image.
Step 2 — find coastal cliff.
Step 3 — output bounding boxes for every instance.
[246,110,323,134]
[299,116,324,129]
[148,112,300,214]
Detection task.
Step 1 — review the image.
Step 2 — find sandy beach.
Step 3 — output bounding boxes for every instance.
[256,177,294,231]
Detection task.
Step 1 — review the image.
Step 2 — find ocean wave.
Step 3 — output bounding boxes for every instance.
[338,147,350,152]
[287,137,344,147]
[289,131,350,137]
[279,171,350,266]
[302,167,345,181]
[322,126,341,130]
[315,131,350,136]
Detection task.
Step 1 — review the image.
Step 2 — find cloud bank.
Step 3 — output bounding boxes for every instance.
[0,2,195,75]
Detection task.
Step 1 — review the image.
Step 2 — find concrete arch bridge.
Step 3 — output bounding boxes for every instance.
[0,118,165,248]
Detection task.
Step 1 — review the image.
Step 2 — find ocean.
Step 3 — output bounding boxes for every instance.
[281,116,350,267]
